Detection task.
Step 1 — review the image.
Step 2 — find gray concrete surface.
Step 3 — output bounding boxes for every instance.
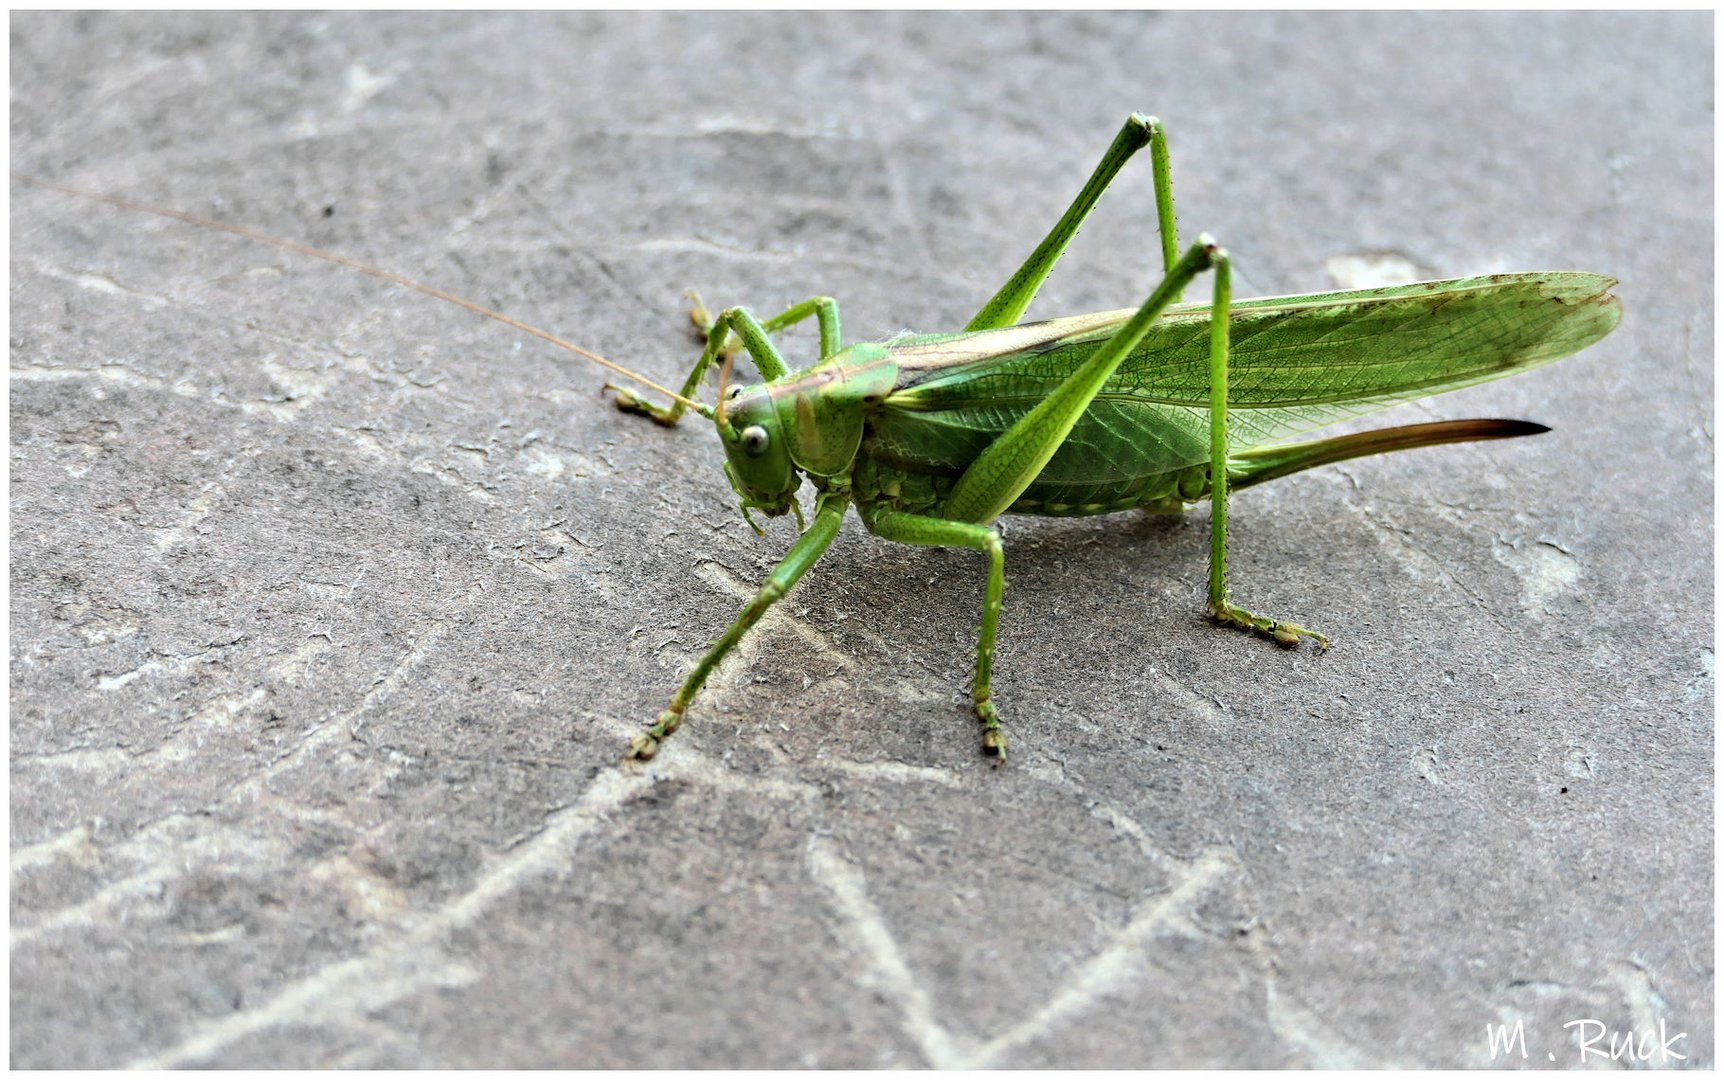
[10,11,1712,1068]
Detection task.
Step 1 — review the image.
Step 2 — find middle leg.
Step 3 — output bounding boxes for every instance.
[860,505,1008,760]
[609,295,842,426]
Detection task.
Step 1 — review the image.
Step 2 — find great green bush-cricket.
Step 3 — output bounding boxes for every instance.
[19,114,1621,762]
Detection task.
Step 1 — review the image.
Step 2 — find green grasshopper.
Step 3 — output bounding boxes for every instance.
[20,114,1621,762]
[603,114,1619,761]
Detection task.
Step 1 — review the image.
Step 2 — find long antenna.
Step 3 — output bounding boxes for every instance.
[13,172,704,411]
[714,349,739,438]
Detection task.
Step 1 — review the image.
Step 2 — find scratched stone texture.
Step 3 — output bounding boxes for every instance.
[9,11,1712,1069]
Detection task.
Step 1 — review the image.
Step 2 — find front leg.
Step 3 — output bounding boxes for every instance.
[701,293,843,363]
[629,493,850,760]
[607,295,843,426]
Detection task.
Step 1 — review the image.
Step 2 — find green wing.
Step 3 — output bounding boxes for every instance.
[880,272,1620,472]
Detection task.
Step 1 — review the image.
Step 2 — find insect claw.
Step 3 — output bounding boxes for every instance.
[1209,600,1329,651]
[1271,620,1330,650]
[977,699,1006,761]
[629,707,686,759]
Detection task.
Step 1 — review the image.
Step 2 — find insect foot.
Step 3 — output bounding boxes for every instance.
[977,699,1007,763]
[1207,600,1331,651]
[603,384,682,428]
[685,288,717,335]
[627,708,684,761]
[683,288,731,348]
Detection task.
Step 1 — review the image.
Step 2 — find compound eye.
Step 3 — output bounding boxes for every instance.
[725,384,746,401]
[741,425,770,457]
